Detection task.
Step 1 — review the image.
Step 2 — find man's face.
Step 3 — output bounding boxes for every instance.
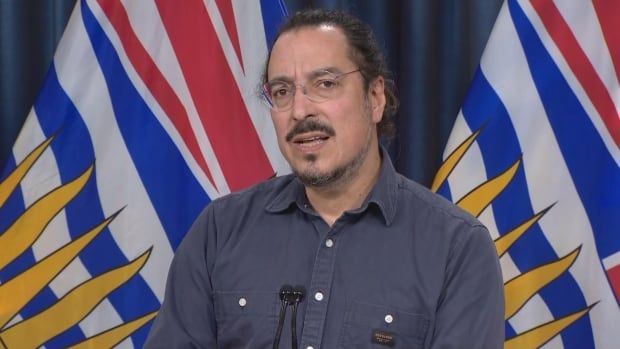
[267,26,385,187]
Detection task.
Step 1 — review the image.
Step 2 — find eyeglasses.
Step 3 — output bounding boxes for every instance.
[262,69,361,112]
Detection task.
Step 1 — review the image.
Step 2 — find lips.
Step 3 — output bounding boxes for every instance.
[285,120,336,143]
[290,132,330,153]
[285,119,335,154]
[292,133,330,144]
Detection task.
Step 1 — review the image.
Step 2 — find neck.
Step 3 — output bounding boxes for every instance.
[305,146,382,226]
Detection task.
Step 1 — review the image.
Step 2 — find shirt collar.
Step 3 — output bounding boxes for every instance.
[354,146,398,226]
[266,146,398,226]
[265,174,307,213]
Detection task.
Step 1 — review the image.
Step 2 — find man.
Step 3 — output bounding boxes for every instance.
[145,9,504,349]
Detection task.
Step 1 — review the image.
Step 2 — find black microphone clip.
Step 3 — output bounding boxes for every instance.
[274,285,306,349]
[280,285,305,305]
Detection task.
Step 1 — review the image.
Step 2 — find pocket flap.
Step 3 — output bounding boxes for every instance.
[345,301,429,340]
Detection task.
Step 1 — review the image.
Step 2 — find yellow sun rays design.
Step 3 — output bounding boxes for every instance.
[433,127,595,348]
[0,136,157,349]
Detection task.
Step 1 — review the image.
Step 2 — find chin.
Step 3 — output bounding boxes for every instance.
[288,152,323,170]
[294,161,350,188]
[302,153,319,162]
[294,163,324,178]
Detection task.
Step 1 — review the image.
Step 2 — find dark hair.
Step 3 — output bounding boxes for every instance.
[264,9,398,139]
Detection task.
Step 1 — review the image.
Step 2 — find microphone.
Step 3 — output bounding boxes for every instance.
[273,285,306,349]
[288,286,305,349]
[280,286,305,304]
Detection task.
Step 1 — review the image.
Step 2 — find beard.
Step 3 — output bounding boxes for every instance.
[292,102,374,188]
[294,136,371,187]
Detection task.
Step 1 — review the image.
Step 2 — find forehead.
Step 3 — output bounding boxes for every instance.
[267,25,354,80]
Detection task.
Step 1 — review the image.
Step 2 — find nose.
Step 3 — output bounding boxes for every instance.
[291,85,313,121]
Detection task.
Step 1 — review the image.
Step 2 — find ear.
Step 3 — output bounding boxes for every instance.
[368,76,386,124]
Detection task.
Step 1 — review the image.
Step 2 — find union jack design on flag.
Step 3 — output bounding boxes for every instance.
[434,0,620,348]
[0,0,287,348]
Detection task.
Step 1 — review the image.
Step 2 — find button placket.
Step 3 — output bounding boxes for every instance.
[299,223,339,349]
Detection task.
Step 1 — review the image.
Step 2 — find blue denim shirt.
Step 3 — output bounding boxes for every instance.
[145,149,504,348]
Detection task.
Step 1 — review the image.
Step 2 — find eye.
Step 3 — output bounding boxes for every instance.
[315,79,339,89]
[269,84,292,98]
[273,88,288,97]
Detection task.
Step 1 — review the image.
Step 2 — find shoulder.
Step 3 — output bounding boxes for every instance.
[180,174,297,256]
[210,174,295,209]
[197,174,297,232]
[391,173,491,252]
[396,174,483,228]
[393,174,500,280]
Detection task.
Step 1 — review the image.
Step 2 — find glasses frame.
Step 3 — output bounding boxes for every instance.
[262,68,361,112]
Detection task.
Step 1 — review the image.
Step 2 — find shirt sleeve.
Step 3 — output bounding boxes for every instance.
[429,224,505,348]
[143,205,218,349]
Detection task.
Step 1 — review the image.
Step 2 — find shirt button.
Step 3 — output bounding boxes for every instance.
[325,238,334,248]
[384,314,394,324]
[238,297,247,307]
[314,291,324,301]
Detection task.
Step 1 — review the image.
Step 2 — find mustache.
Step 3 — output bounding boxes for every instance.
[286,119,336,142]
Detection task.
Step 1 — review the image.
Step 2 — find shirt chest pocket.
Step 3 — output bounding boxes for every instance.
[339,301,429,349]
[215,291,279,349]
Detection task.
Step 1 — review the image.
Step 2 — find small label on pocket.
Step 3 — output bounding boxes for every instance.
[371,329,395,347]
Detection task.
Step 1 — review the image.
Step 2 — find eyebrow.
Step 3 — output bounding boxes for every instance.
[268,67,344,84]
[308,67,343,79]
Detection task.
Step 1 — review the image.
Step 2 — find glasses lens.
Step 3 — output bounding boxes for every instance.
[308,76,340,101]
[265,81,293,110]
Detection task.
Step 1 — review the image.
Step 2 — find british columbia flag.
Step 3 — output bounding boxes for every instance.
[435,0,620,348]
[0,0,287,348]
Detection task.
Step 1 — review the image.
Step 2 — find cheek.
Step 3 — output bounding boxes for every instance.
[271,117,294,158]
[332,102,372,135]
[270,115,288,139]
